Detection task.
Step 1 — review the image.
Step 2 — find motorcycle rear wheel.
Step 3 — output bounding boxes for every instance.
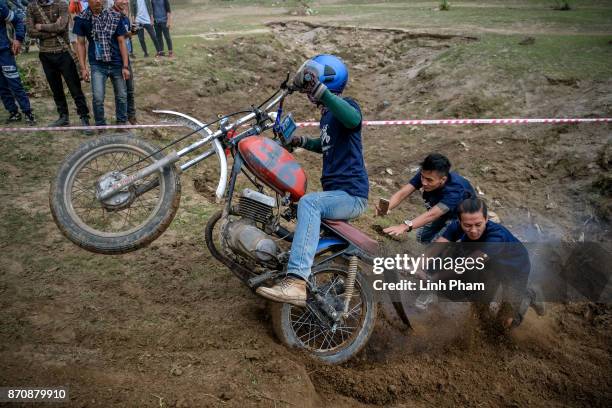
[269,262,377,364]
[49,134,181,254]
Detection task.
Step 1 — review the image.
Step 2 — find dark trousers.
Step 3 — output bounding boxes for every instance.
[0,48,31,114]
[136,23,160,55]
[39,51,89,118]
[127,64,135,119]
[154,21,173,52]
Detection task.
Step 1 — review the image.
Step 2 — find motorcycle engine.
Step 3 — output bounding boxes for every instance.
[225,189,279,263]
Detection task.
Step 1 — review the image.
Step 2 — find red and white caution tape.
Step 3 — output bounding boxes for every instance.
[297,117,612,127]
[0,123,183,133]
[0,117,610,133]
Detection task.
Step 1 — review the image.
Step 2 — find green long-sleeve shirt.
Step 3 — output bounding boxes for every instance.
[302,89,362,153]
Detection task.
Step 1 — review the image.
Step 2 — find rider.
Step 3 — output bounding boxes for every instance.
[256,54,369,307]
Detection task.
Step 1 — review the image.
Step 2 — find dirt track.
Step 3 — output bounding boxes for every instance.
[1,17,611,408]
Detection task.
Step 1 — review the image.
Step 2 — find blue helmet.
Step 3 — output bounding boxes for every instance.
[306,54,349,94]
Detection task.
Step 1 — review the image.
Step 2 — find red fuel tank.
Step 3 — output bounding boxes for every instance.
[238,136,307,202]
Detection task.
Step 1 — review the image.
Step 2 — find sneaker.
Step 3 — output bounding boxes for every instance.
[256,277,307,307]
[24,111,36,126]
[5,111,21,124]
[128,116,138,125]
[156,51,165,58]
[80,116,94,136]
[168,51,174,58]
[143,53,150,58]
[49,114,69,127]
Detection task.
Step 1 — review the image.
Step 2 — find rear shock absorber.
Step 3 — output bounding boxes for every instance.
[343,255,359,318]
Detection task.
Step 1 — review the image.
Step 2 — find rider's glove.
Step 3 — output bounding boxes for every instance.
[289,135,306,147]
[293,63,327,102]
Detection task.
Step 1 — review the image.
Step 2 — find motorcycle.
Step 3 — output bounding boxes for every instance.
[49,79,411,364]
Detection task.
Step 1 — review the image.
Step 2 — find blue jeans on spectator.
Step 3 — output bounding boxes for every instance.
[287,191,368,281]
[416,213,453,244]
[91,64,127,125]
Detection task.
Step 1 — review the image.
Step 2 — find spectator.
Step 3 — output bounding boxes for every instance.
[151,0,172,57]
[129,0,159,58]
[73,0,130,126]
[68,0,83,51]
[0,1,35,124]
[26,0,91,128]
[113,0,136,124]
[381,153,477,243]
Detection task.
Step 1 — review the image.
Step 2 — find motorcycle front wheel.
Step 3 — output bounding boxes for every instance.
[269,262,377,364]
[49,134,181,254]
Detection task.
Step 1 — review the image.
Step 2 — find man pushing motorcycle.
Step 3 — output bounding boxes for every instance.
[256,54,369,307]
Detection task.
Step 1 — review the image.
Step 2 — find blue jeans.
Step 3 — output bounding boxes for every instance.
[416,213,452,244]
[91,64,127,125]
[287,191,368,281]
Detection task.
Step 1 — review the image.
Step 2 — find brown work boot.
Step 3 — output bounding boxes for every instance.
[256,277,307,307]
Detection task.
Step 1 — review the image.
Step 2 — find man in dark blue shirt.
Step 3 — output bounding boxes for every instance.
[430,198,544,329]
[257,54,369,307]
[0,2,35,124]
[73,0,130,126]
[382,153,476,243]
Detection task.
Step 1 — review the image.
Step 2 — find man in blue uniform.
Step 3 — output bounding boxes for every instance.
[433,198,545,329]
[382,153,476,243]
[0,1,35,124]
[257,55,369,307]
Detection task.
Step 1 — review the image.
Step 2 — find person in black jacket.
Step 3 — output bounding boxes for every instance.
[129,0,160,57]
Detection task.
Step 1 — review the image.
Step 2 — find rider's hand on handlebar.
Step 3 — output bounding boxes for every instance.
[289,135,305,148]
[293,64,327,102]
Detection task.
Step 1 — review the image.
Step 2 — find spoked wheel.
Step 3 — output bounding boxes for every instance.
[49,134,181,254]
[270,263,377,364]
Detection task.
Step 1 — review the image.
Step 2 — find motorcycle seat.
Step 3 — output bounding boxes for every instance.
[322,219,379,256]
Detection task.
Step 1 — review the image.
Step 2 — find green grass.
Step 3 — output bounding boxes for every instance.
[312,2,612,32]
[164,0,612,86]
[435,34,612,80]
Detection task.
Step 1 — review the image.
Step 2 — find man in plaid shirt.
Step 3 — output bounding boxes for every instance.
[73,0,130,126]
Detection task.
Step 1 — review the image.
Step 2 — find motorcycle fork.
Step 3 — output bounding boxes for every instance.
[222,153,243,217]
